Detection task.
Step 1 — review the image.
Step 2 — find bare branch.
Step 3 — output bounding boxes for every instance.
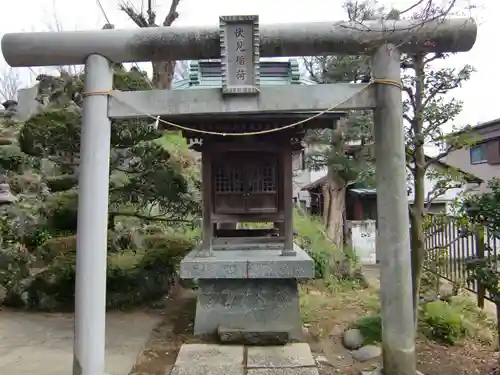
[163,0,180,26]
[423,145,454,169]
[118,1,149,27]
[399,0,428,16]
[108,211,192,223]
[0,67,22,102]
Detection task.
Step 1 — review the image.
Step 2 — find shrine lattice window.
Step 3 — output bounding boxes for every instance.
[247,161,276,193]
[214,158,277,194]
[212,152,279,214]
[215,165,245,193]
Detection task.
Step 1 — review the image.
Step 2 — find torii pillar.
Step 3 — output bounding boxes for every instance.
[1,17,477,375]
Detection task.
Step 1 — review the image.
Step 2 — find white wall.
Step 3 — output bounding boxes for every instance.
[350,220,377,265]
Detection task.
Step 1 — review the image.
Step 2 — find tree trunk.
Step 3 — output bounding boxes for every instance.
[324,169,346,250]
[410,208,425,328]
[496,303,500,349]
[151,0,180,90]
[410,53,427,330]
[152,61,176,90]
[322,183,330,225]
[121,0,180,90]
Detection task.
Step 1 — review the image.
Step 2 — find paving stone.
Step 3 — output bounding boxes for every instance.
[361,369,424,375]
[248,368,319,375]
[314,355,329,365]
[218,325,289,345]
[247,343,315,368]
[170,363,243,375]
[174,344,243,366]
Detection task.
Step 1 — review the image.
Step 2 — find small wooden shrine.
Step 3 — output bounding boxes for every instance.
[172,60,343,255]
[175,59,344,339]
[176,15,345,340]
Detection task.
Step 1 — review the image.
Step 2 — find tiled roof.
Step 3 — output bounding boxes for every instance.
[172,59,316,89]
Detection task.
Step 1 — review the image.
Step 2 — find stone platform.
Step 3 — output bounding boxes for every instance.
[179,244,314,338]
[170,343,319,375]
[180,243,314,280]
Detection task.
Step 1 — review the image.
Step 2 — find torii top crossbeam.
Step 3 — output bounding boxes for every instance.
[2,18,477,67]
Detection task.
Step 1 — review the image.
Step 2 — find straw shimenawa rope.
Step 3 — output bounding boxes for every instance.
[82,79,402,136]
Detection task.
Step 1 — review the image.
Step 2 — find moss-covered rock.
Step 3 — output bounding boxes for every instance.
[42,190,78,232]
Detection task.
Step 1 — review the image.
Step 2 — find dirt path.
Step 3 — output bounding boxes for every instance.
[129,287,212,375]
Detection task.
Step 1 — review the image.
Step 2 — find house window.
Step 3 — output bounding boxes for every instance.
[470,144,487,164]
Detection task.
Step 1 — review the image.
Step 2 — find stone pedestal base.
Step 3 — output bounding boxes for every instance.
[194,278,303,340]
[180,243,314,341]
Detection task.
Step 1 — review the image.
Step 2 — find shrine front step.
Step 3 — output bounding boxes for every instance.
[169,343,319,375]
[217,324,290,345]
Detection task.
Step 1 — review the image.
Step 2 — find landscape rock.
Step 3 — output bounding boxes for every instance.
[314,355,330,365]
[351,345,381,362]
[343,328,365,350]
[217,325,289,345]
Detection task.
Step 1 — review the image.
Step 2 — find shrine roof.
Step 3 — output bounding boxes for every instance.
[172,59,317,90]
[169,59,346,122]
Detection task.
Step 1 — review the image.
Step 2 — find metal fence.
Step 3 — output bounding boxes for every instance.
[423,216,498,306]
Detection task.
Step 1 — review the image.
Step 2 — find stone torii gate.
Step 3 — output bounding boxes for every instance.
[2,16,476,375]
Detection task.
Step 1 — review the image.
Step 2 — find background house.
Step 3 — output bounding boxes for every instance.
[298,153,481,218]
[298,154,482,264]
[445,118,500,192]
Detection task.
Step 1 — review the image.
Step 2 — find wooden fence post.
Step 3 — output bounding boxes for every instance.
[475,227,486,309]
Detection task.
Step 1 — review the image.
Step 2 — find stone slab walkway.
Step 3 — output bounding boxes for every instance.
[170,343,319,375]
[0,309,161,375]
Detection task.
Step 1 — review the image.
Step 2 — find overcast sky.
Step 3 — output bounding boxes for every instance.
[0,0,496,128]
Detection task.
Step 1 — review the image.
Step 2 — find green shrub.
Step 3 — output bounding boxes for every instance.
[42,190,78,232]
[421,300,467,345]
[0,145,31,173]
[294,212,334,278]
[419,269,440,297]
[8,233,196,311]
[35,235,77,262]
[141,234,195,261]
[107,229,135,253]
[22,227,52,251]
[352,314,382,344]
[8,172,43,194]
[294,210,358,279]
[0,244,34,306]
[45,175,78,192]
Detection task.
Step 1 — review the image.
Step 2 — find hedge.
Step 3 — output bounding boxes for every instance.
[2,233,195,311]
